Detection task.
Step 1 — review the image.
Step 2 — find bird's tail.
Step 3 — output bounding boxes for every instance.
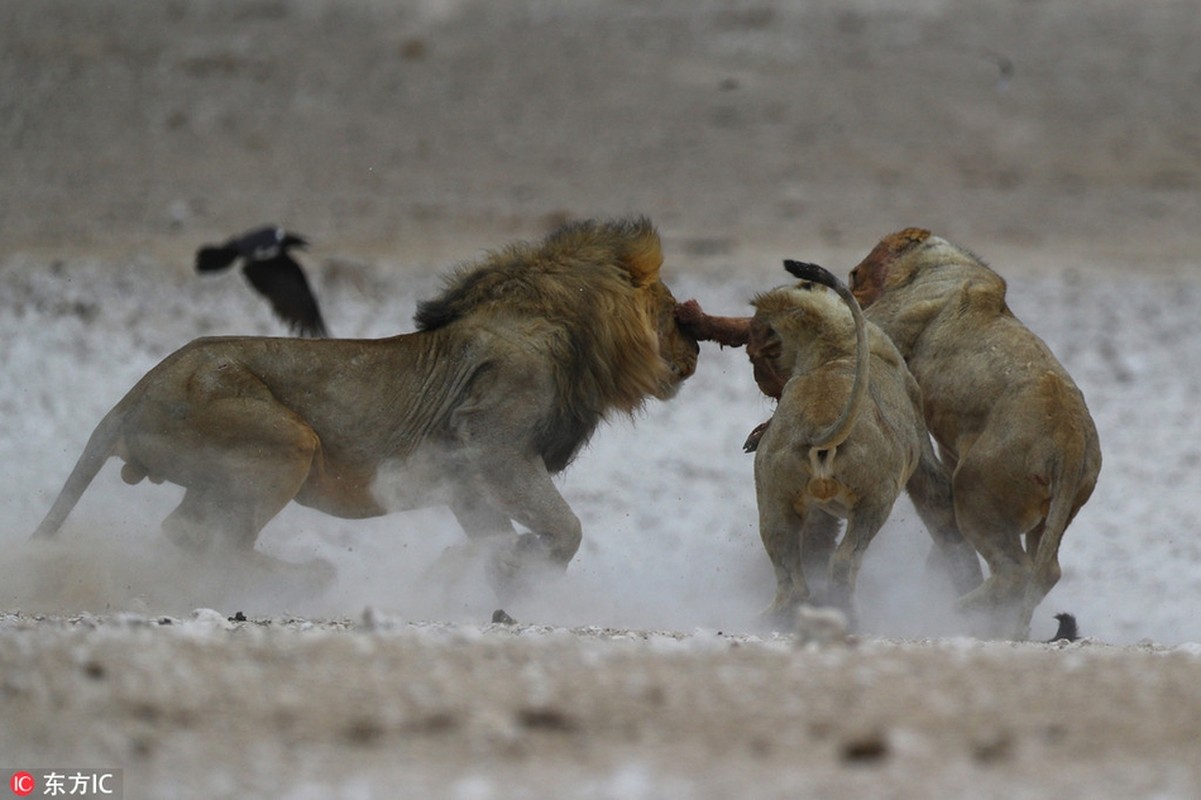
[195,245,238,273]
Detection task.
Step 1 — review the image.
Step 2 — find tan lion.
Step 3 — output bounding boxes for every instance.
[31,217,699,590]
[678,262,982,627]
[849,228,1101,639]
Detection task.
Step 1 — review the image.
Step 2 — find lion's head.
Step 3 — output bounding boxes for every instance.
[415,216,699,469]
[743,282,857,400]
[847,227,933,309]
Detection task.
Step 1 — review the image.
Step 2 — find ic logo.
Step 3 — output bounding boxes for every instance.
[9,771,35,797]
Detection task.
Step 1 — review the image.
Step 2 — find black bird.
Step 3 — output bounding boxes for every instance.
[195,225,329,337]
[1047,612,1080,643]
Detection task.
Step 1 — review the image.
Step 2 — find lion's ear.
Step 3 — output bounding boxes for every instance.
[889,227,933,251]
[622,227,664,287]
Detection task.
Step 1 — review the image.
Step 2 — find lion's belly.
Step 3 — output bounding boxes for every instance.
[295,461,388,519]
[296,446,463,518]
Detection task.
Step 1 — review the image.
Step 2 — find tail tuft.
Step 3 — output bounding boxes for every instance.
[783,259,839,289]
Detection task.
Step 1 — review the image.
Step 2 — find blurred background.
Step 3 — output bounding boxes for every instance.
[3,0,1199,262]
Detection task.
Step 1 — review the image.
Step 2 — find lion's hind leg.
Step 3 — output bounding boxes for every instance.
[798,508,839,607]
[951,519,1031,627]
[156,394,330,582]
[164,489,333,590]
[1015,480,1094,639]
[906,445,984,595]
[827,499,892,630]
[757,495,804,621]
[757,491,839,626]
[951,461,1036,638]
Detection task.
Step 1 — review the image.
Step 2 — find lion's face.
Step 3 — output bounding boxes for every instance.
[647,280,699,399]
[746,316,787,400]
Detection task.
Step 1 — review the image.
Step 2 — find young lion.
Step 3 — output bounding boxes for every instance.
[849,228,1101,639]
[31,218,699,592]
[679,262,982,626]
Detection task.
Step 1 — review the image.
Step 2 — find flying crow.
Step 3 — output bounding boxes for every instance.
[196,225,329,337]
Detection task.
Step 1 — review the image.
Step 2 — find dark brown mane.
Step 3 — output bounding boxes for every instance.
[414,218,677,472]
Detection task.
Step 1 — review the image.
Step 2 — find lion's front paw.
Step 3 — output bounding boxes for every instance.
[487,534,561,602]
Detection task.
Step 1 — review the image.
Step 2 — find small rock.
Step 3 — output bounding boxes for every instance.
[794,605,849,646]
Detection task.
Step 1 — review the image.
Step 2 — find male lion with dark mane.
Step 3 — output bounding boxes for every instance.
[31,217,699,589]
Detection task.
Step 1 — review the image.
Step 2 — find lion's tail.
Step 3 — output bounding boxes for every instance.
[30,400,130,540]
[1025,408,1100,612]
[783,261,870,450]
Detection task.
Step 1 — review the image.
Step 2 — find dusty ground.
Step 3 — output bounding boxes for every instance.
[3,1,1201,798]
[3,612,1201,800]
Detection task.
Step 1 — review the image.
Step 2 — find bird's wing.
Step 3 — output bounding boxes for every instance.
[195,245,239,273]
[242,254,329,338]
